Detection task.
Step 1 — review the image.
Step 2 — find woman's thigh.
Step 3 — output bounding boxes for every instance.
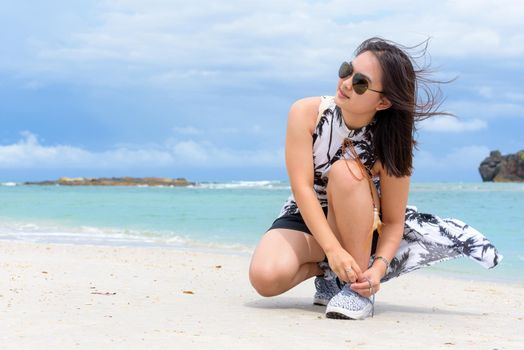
[251,228,325,267]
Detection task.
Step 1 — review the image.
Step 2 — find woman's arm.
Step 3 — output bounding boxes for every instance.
[351,162,410,295]
[285,97,363,280]
[372,168,410,275]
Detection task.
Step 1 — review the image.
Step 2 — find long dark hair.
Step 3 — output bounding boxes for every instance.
[355,37,452,177]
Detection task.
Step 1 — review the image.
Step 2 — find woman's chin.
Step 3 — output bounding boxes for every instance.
[334,94,348,107]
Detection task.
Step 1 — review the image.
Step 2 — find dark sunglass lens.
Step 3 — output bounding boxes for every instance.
[352,74,369,95]
[338,62,352,79]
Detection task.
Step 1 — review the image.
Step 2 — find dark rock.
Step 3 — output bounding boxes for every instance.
[24,177,195,187]
[24,180,57,186]
[479,150,524,182]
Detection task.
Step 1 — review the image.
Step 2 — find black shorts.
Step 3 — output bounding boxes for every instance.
[267,207,379,255]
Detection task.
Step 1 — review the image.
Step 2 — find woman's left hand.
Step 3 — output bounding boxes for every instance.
[350,266,382,298]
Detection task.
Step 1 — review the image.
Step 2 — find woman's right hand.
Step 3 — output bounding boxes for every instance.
[326,246,362,283]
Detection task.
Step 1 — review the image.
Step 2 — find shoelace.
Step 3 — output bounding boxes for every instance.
[335,276,345,289]
[371,293,375,317]
[342,277,375,317]
[364,277,375,317]
[322,263,375,318]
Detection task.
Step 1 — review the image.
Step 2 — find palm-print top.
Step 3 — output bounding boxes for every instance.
[279,95,379,217]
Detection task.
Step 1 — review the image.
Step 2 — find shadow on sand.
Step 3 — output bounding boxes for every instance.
[245,297,484,317]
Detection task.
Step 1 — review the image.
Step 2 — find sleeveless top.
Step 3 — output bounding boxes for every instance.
[278,95,380,217]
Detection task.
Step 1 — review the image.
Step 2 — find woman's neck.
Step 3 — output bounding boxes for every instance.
[341,110,376,130]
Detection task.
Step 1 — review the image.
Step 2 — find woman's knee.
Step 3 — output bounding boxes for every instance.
[249,233,298,297]
[328,159,365,193]
[249,229,323,297]
[249,256,293,297]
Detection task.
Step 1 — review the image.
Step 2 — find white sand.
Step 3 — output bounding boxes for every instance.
[1,240,523,349]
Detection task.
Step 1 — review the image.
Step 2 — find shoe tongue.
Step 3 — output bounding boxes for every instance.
[336,277,347,289]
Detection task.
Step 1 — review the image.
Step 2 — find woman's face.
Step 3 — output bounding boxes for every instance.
[334,50,388,118]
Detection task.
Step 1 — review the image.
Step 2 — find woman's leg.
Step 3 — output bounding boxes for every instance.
[326,159,374,272]
[249,228,325,297]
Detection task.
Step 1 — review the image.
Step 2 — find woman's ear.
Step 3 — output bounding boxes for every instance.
[376,97,392,111]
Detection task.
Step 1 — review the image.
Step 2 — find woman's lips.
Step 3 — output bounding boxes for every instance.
[337,89,349,99]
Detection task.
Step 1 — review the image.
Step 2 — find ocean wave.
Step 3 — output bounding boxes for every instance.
[1,182,18,186]
[162,235,254,253]
[0,220,255,254]
[192,180,289,190]
[410,182,524,192]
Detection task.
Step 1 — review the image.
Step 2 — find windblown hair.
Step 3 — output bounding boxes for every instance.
[355,37,452,177]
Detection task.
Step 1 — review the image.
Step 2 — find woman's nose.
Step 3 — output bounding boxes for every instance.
[341,77,353,92]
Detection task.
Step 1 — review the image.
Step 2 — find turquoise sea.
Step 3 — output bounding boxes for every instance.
[0,181,522,283]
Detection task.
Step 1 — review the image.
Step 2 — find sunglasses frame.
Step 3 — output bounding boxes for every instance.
[338,61,385,95]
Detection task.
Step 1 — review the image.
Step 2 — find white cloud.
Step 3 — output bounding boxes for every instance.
[8,0,523,87]
[2,1,520,182]
[477,86,494,99]
[419,117,487,132]
[446,100,524,120]
[415,145,491,172]
[503,92,524,103]
[172,126,200,135]
[0,131,283,169]
[473,85,524,104]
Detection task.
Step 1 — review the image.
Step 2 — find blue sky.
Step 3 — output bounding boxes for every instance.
[1,0,523,182]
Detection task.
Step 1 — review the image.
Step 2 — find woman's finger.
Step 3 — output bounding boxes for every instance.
[352,287,371,298]
[350,280,370,289]
[350,263,362,278]
[335,268,349,283]
[351,282,380,295]
[344,266,356,283]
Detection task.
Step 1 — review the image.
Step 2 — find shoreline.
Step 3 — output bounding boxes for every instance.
[0,232,255,258]
[0,235,520,286]
[1,240,522,349]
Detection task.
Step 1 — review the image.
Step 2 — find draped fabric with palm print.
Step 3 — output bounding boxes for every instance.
[278,96,502,280]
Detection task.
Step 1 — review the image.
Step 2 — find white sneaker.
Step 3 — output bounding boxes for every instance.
[325,284,374,320]
[313,262,343,306]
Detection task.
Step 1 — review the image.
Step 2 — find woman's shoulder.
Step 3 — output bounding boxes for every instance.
[289,96,321,113]
[290,95,335,110]
[288,96,334,134]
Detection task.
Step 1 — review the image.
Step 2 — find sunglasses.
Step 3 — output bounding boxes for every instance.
[338,61,384,95]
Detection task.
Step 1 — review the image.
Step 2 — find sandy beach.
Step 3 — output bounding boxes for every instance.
[1,240,522,350]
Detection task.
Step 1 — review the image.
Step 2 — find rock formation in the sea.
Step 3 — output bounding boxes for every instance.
[24,177,194,186]
[479,150,524,182]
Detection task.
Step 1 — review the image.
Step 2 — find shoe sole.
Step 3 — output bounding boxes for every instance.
[325,305,372,320]
[313,297,328,306]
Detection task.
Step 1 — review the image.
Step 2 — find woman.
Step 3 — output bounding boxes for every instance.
[248,37,503,320]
